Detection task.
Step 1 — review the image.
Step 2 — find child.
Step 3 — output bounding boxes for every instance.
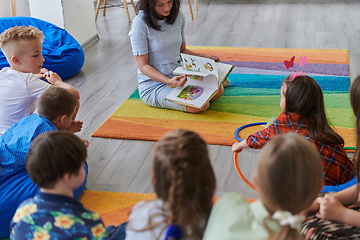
[0,87,87,239]
[125,129,216,240]
[10,131,109,239]
[203,133,324,240]
[0,25,81,135]
[232,74,355,186]
[301,76,360,239]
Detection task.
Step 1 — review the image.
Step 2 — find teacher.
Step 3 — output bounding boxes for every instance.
[129,0,228,113]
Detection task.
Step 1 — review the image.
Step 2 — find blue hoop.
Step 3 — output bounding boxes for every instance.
[234,122,267,142]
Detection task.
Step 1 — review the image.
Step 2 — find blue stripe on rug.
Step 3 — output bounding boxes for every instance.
[223,61,350,76]
[228,74,350,92]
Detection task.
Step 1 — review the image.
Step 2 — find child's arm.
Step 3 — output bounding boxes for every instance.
[316,192,360,228]
[232,140,249,152]
[46,71,80,101]
[303,184,358,216]
[332,184,359,206]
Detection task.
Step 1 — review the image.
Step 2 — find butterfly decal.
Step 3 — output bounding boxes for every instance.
[300,55,307,67]
[284,56,295,69]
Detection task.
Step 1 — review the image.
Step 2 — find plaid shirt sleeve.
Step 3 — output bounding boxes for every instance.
[246,112,291,149]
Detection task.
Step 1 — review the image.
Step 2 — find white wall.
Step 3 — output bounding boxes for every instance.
[0,0,30,17]
[0,0,97,46]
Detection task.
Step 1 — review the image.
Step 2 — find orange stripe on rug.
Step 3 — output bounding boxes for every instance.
[187,46,349,64]
[92,117,239,145]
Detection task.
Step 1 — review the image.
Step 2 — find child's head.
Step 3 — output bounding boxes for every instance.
[153,129,216,239]
[26,131,87,190]
[0,26,44,74]
[281,75,324,117]
[255,133,323,240]
[281,74,344,145]
[38,87,78,130]
[350,75,360,182]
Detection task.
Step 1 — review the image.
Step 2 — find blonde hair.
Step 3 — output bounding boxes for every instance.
[256,133,323,240]
[0,26,44,58]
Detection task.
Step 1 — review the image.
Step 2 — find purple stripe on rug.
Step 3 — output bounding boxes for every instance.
[223,61,350,76]
[231,67,339,77]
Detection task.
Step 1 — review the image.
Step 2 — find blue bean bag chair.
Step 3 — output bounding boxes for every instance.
[0,16,84,80]
[0,163,88,239]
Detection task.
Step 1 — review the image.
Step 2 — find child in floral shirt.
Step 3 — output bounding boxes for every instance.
[10,131,110,240]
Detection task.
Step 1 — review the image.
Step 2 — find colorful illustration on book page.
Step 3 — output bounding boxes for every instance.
[204,62,214,71]
[181,54,217,76]
[180,68,204,81]
[177,85,204,100]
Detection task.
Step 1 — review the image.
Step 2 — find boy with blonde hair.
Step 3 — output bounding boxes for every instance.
[0,87,87,238]
[0,26,81,135]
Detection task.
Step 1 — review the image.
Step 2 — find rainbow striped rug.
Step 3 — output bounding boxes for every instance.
[93,47,355,147]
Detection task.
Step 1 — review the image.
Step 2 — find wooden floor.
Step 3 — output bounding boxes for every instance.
[66,0,360,199]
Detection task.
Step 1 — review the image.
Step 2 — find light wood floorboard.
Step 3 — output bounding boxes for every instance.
[64,0,360,198]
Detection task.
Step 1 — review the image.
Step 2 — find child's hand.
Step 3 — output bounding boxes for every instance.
[34,68,49,79]
[316,194,346,222]
[232,141,244,152]
[301,199,320,216]
[66,120,83,133]
[46,71,62,85]
[169,74,187,87]
[82,139,89,147]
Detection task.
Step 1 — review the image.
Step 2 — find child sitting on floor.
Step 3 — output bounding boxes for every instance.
[0,87,88,239]
[10,131,110,239]
[232,73,355,186]
[204,133,323,240]
[125,129,216,240]
[0,25,81,135]
[301,75,360,239]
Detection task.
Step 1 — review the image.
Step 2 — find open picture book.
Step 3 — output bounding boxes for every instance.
[165,53,234,109]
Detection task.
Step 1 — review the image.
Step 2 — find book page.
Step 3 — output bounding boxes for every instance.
[180,54,218,79]
[173,67,218,89]
[165,84,218,109]
[216,62,234,87]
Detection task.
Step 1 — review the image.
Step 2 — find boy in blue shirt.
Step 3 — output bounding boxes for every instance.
[0,87,88,238]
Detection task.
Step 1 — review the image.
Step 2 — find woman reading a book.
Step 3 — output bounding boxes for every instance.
[129,0,228,113]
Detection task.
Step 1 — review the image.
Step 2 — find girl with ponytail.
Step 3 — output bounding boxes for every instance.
[204,133,323,240]
[125,129,216,240]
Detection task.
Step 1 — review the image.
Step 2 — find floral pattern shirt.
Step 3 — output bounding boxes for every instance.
[10,192,109,240]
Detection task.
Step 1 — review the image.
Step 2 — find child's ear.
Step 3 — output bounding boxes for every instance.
[62,172,71,183]
[60,115,67,124]
[11,55,21,66]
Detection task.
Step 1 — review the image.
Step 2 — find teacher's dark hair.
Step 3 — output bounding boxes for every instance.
[136,0,180,31]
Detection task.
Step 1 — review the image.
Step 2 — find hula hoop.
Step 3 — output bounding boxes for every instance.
[234,122,267,142]
[234,151,257,191]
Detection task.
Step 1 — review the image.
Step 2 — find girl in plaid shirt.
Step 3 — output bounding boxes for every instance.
[232,74,355,186]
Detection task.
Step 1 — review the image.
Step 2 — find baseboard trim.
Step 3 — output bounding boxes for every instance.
[81,34,100,50]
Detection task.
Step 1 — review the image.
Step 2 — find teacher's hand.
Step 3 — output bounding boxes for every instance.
[169,74,187,87]
[203,54,220,62]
